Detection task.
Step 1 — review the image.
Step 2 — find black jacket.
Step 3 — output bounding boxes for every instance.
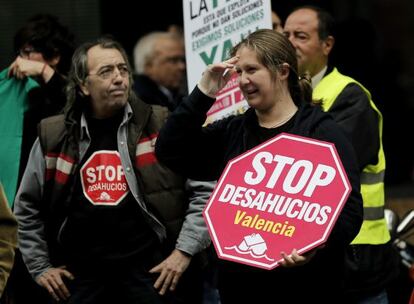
[321,67,399,297]
[20,72,66,180]
[133,74,181,111]
[156,87,363,302]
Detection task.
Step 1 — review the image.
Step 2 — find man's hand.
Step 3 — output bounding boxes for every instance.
[149,249,192,295]
[36,266,74,302]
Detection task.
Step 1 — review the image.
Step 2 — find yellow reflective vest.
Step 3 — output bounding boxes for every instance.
[313,68,389,245]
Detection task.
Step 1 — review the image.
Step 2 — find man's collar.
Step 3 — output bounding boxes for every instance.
[79,104,132,140]
[80,113,89,140]
[311,65,328,89]
[158,85,174,102]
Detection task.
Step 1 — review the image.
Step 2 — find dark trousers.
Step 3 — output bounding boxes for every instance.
[64,253,165,304]
[66,262,163,304]
[65,251,205,304]
[2,250,205,304]
[171,256,204,304]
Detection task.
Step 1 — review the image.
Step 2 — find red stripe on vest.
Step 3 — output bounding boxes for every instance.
[136,133,158,168]
[55,170,70,184]
[138,133,158,144]
[136,153,157,167]
[44,153,74,184]
[57,153,75,164]
[45,169,55,181]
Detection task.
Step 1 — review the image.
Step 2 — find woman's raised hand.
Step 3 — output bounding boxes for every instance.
[197,56,239,98]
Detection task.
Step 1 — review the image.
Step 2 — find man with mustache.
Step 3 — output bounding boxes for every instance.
[14,38,210,303]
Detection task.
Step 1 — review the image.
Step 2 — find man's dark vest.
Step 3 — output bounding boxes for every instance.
[38,98,187,263]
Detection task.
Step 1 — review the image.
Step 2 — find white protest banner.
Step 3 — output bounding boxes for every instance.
[183,0,272,123]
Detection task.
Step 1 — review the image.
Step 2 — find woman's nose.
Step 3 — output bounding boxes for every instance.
[238,72,249,86]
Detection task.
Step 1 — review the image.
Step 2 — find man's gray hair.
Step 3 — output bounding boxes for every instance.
[133,31,180,74]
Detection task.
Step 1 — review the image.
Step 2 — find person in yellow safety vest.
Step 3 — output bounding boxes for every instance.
[284,5,399,304]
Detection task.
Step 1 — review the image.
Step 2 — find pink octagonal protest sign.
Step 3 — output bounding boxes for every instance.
[203,133,351,270]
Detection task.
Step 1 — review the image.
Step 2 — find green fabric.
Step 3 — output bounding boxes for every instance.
[0,68,39,206]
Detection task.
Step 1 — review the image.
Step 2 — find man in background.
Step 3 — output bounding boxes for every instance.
[133,31,186,112]
[284,6,398,303]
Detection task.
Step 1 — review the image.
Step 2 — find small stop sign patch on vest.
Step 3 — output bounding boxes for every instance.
[80,150,129,206]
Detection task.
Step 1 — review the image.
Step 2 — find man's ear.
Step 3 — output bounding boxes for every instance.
[79,81,90,96]
[322,36,335,56]
[144,58,155,75]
